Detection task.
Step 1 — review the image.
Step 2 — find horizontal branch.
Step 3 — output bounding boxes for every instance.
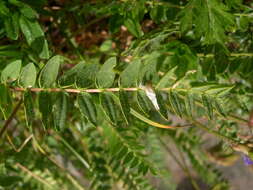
[164,52,253,58]
[12,87,141,93]
[11,86,248,125]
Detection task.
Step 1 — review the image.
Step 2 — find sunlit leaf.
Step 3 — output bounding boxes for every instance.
[39,55,63,87]
[19,63,36,88]
[120,59,141,87]
[96,57,116,88]
[1,60,21,83]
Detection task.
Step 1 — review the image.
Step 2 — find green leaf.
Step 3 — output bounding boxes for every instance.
[124,18,143,38]
[120,59,141,87]
[205,85,233,97]
[225,0,243,9]
[123,152,134,165]
[100,40,112,52]
[54,92,67,131]
[168,90,183,117]
[23,91,35,128]
[191,83,233,97]
[100,92,118,124]
[1,60,21,83]
[214,44,229,74]
[96,57,116,88]
[155,66,177,89]
[180,0,234,45]
[20,4,37,19]
[19,63,36,88]
[76,63,100,88]
[130,157,139,168]
[0,176,22,187]
[202,94,213,120]
[103,125,121,155]
[38,91,52,128]
[214,98,227,117]
[39,55,63,88]
[77,92,97,126]
[138,162,148,175]
[137,90,155,116]
[4,13,19,40]
[119,90,131,124]
[0,84,13,119]
[0,1,10,16]
[19,15,49,59]
[155,91,168,120]
[141,163,149,175]
[150,5,168,23]
[59,62,84,87]
[185,92,195,118]
[116,146,128,160]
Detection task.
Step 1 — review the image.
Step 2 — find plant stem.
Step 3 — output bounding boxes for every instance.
[0,99,22,139]
[164,52,253,57]
[189,118,239,144]
[58,135,91,170]
[12,87,139,93]
[15,163,54,189]
[6,133,33,152]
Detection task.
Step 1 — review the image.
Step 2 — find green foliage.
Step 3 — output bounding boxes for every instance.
[77,92,98,126]
[1,60,21,83]
[96,57,117,88]
[180,0,235,45]
[19,63,37,88]
[0,0,253,189]
[39,56,64,88]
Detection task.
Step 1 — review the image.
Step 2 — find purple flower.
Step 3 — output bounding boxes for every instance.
[243,155,253,165]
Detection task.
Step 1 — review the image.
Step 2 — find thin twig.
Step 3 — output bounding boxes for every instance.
[0,99,22,138]
[189,118,239,145]
[7,133,33,152]
[15,163,54,188]
[12,87,139,93]
[164,52,253,57]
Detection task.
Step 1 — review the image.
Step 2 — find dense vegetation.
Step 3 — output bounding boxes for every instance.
[0,0,253,189]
